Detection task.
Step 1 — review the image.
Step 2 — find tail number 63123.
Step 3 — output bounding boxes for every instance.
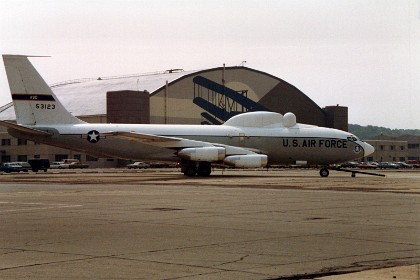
[36,104,56,110]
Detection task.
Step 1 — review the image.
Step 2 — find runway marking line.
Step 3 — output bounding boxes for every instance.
[0,201,83,213]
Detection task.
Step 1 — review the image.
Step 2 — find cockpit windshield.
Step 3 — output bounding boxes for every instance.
[347,135,359,142]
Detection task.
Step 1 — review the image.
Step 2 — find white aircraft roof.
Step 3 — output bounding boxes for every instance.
[0,70,198,120]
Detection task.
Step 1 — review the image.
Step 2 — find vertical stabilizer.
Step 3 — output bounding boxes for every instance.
[2,55,84,125]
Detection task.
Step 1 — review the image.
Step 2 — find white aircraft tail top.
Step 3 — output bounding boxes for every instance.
[3,55,84,125]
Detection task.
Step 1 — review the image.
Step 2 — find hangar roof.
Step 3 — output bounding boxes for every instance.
[0,69,197,120]
[0,66,325,124]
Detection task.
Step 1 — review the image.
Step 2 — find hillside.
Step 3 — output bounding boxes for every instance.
[348,124,420,140]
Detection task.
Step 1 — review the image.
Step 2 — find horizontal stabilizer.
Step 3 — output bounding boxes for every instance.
[0,121,52,136]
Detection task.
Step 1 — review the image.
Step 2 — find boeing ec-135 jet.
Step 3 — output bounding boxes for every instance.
[0,55,374,177]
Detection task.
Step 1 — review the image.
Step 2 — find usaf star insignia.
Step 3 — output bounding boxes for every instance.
[87,130,100,143]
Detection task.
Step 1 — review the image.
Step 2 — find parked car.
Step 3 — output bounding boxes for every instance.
[148,162,171,168]
[68,161,89,169]
[396,162,413,169]
[51,159,88,169]
[127,162,150,169]
[406,160,420,168]
[50,161,69,169]
[339,161,359,168]
[0,162,23,173]
[378,162,399,169]
[15,162,32,172]
[356,162,378,169]
[28,159,50,172]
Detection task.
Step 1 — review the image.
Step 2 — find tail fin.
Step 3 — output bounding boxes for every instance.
[2,55,84,125]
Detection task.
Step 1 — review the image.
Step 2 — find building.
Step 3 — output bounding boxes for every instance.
[0,66,349,166]
[365,135,420,162]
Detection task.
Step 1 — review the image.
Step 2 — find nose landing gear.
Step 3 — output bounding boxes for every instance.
[320,168,330,177]
[319,166,386,178]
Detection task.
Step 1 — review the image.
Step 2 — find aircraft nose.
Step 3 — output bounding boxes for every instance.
[363,142,375,157]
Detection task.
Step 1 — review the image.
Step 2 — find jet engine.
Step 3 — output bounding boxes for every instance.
[224,154,268,168]
[178,147,225,162]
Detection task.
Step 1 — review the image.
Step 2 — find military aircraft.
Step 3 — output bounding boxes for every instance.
[0,55,374,177]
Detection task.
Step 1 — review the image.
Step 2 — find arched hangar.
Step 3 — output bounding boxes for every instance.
[31,66,346,129]
[0,65,348,167]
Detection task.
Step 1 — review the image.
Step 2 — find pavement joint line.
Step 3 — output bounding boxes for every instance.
[0,250,270,279]
[0,204,83,213]
[105,254,272,278]
[337,236,420,247]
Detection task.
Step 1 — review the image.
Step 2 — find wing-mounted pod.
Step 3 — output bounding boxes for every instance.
[178,147,226,162]
[224,154,268,168]
[178,146,267,168]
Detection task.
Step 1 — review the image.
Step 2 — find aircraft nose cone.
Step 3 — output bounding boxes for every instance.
[363,142,375,157]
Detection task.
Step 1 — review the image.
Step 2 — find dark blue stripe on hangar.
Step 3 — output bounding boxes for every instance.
[12,94,55,101]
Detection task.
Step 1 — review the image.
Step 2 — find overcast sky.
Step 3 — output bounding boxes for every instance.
[1,0,419,129]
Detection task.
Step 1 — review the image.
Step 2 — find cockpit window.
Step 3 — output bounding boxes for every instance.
[347,135,358,142]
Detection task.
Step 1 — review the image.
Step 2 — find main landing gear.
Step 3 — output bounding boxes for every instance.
[181,160,212,177]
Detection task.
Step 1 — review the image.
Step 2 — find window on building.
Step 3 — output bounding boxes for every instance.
[380,145,384,150]
[408,144,420,149]
[86,155,98,161]
[17,155,28,162]
[73,154,81,161]
[1,155,11,162]
[390,145,395,151]
[55,154,68,162]
[399,157,405,161]
[17,139,28,146]
[1,139,11,146]
[400,146,404,150]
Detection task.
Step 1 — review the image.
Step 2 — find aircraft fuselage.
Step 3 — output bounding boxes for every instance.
[9,122,367,166]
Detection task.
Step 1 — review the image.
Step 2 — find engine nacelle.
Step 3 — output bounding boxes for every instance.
[224,154,268,168]
[178,147,225,162]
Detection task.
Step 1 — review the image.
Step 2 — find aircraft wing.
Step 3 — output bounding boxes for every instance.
[103,131,182,143]
[104,131,261,155]
[0,121,53,136]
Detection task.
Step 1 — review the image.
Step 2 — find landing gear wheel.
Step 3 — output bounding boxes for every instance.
[320,168,329,177]
[184,165,197,177]
[181,159,197,177]
[197,162,211,177]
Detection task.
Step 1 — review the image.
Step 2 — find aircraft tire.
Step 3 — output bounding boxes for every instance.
[197,162,211,177]
[184,166,197,177]
[320,168,329,177]
[183,161,197,177]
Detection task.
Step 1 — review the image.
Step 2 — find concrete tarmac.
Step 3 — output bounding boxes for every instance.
[0,169,419,279]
